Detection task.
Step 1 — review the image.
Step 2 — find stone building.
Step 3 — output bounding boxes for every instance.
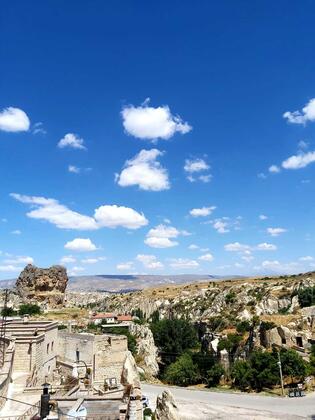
[57,330,133,386]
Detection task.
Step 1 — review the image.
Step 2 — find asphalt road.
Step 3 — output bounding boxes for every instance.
[142,383,315,419]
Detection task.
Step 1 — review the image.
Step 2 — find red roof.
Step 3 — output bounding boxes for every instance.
[92,313,115,319]
[117,315,133,322]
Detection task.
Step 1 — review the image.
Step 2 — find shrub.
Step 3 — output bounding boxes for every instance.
[164,353,200,386]
[236,320,251,333]
[225,291,236,304]
[1,307,17,317]
[18,304,41,316]
[298,287,315,308]
[206,363,225,387]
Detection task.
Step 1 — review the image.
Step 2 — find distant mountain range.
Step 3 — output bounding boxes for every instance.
[0,273,241,292]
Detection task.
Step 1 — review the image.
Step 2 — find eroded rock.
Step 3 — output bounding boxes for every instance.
[155,390,180,420]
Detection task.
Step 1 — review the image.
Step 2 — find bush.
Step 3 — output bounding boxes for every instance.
[236,320,251,333]
[225,291,236,304]
[1,307,17,317]
[19,304,41,316]
[231,360,253,391]
[298,287,315,308]
[164,353,200,386]
[206,363,225,387]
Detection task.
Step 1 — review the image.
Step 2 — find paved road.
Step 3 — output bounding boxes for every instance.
[142,383,315,419]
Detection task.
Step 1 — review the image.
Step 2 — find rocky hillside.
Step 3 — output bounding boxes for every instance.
[98,272,315,320]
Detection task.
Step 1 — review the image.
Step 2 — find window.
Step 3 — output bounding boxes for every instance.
[47,343,49,354]
[76,349,80,362]
[281,337,286,345]
[51,341,54,352]
[296,336,303,347]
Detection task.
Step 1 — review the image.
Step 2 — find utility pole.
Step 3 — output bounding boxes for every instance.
[277,351,285,396]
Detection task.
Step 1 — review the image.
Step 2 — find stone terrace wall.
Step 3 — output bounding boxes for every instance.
[0,339,14,410]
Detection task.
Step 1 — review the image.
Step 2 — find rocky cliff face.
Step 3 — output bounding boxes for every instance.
[129,323,159,377]
[155,390,180,420]
[16,264,68,307]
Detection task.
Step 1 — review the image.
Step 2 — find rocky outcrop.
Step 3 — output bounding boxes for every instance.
[121,350,141,390]
[129,323,159,377]
[155,390,180,420]
[16,264,68,307]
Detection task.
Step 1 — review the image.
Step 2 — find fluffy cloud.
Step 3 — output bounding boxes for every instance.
[58,133,86,150]
[4,256,34,264]
[121,100,192,140]
[68,165,80,174]
[81,257,106,264]
[282,151,315,170]
[188,244,199,250]
[94,205,148,229]
[116,149,170,191]
[116,261,134,271]
[11,193,98,230]
[184,158,209,173]
[64,238,97,252]
[190,206,216,217]
[184,158,211,183]
[259,214,268,220]
[198,253,214,262]
[256,243,277,251]
[283,98,315,124]
[60,256,76,264]
[299,256,313,261]
[0,107,30,132]
[224,242,250,252]
[212,219,230,234]
[267,227,287,236]
[169,258,199,269]
[11,230,21,235]
[136,254,164,269]
[269,165,280,173]
[144,224,181,248]
[257,260,299,273]
[11,193,148,230]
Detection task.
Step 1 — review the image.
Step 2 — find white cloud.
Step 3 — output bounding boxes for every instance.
[0,107,30,132]
[299,256,313,261]
[117,261,134,271]
[68,165,80,174]
[145,224,180,248]
[257,172,267,179]
[256,242,277,251]
[269,165,280,173]
[58,133,86,150]
[190,206,216,217]
[116,149,170,191]
[199,174,212,183]
[94,205,148,229]
[184,158,209,173]
[283,98,315,124]
[267,227,287,237]
[64,238,97,252]
[258,260,299,273]
[11,193,98,230]
[11,193,147,231]
[188,244,199,250]
[224,242,250,252]
[169,258,199,269]
[4,256,34,265]
[136,254,164,269]
[235,262,244,268]
[213,219,229,234]
[259,214,268,220]
[81,257,106,264]
[282,151,315,170]
[60,256,76,264]
[32,122,46,135]
[68,266,85,275]
[0,265,23,272]
[242,255,254,262]
[11,230,21,235]
[198,253,214,262]
[121,100,192,140]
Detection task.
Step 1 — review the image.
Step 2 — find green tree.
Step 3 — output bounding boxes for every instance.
[236,320,251,334]
[277,348,306,380]
[249,350,279,391]
[206,363,225,387]
[164,353,200,386]
[19,303,41,316]
[151,319,198,365]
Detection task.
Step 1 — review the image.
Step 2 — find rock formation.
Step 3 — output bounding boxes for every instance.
[155,390,180,420]
[16,264,68,307]
[129,323,159,377]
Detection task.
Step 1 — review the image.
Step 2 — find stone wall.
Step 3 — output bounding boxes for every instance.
[0,339,14,410]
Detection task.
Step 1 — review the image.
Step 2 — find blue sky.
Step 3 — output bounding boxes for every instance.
[1,0,315,278]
